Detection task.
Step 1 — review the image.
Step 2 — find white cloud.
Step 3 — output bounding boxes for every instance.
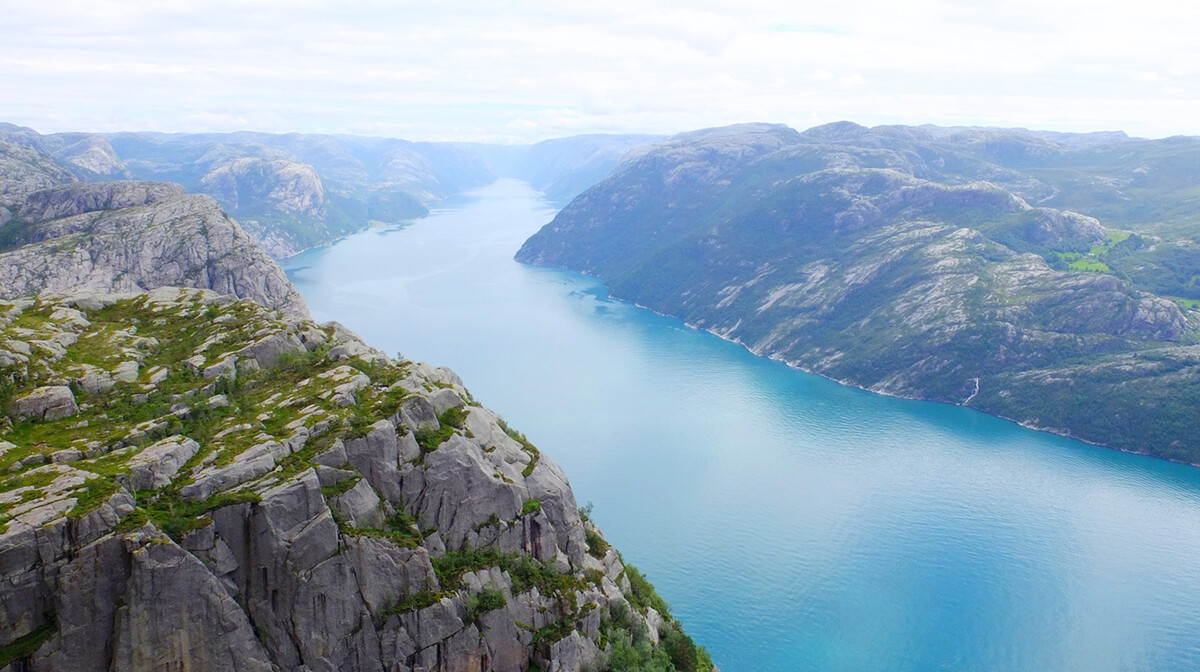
[0,0,1197,141]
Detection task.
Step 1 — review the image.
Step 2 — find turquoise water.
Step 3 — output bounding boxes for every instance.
[282,180,1200,672]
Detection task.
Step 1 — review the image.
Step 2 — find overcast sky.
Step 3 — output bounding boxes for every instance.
[2,0,1196,142]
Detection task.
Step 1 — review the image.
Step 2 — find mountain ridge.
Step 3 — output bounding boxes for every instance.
[517,122,1200,463]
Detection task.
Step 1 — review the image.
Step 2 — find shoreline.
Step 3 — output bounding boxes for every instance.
[553,267,1197,469]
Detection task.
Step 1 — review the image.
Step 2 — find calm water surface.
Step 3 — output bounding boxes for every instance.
[282,180,1200,672]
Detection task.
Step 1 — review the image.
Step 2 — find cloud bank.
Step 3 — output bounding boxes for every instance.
[2,0,1196,141]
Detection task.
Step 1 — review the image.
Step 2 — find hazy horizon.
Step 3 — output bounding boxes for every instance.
[0,118,1180,147]
[3,1,1197,143]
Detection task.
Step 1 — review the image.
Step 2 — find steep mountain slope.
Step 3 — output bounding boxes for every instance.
[0,179,308,317]
[517,123,1200,463]
[0,289,710,671]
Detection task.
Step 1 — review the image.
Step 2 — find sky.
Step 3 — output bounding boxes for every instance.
[2,0,1197,143]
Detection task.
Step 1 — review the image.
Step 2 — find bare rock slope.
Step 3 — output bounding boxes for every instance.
[0,179,308,317]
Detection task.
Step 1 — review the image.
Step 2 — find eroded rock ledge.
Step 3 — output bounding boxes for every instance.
[0,288,711,672]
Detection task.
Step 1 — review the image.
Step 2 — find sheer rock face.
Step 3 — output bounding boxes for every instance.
[518,123,1200,462]
[0,290,699,672]
[0,181,308,317]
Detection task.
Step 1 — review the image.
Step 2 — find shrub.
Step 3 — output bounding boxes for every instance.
[466,586,508,622]
[586,529,610,558]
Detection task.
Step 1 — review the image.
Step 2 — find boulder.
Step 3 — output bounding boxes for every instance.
[12,385,78,420]
[127,436,201,491]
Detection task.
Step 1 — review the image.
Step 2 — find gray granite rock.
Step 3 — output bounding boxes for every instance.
[11,385,78,420]
[110,537,275,672]
[127,435,200,491]
[0,181,308,317]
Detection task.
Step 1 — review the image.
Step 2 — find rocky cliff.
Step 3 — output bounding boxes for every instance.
[518,123,1200,463]
[0,173,308,318]
[0,288,711,672]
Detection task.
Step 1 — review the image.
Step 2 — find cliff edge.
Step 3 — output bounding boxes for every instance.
[0,288,710,672]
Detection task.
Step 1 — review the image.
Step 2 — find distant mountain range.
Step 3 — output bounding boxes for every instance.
[518,122,1200,463]
[0,123,660,258]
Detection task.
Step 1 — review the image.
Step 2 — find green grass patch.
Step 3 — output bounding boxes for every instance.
[1067,257,1112,273]
[338,506,421,548]
[142,489,261,539]
[373,589,446,627]
[320,475,361,500]
[1166,296,1200,309]
[0,613,57,667]
[1088,232,1131,257]
[413,406,469,454]
[432,548,514,589]
[67,475,120,520]
[521,498,542,516]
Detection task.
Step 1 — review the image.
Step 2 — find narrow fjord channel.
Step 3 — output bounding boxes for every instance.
[282,180,1200,672]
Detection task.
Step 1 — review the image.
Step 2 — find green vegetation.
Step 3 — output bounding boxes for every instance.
[600,601,713,672]
[0,614,57,667]
[1167,296,1200,310]
[67,475,120,520]
[414,406,468,453]
[623,563,672,617]
[1056,252,1112,273]
[373,589,444,627]
[0,292,446,536]
[336,505,422,548]
[586,529,611,558]
[142,490,261,540]
[319,475,361,500]
[431,547,599,597]
[465,586,507,622]
[431,548,513,589]
[0,291,713,670]
[517,124,1200,463]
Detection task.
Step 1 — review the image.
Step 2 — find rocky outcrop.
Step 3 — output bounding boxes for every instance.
[517,123,1200,462]
[0,141,76,211]
[15,181,185,226]
[0,180,308,317]
[10,386,78,421]
[0,289,710,671]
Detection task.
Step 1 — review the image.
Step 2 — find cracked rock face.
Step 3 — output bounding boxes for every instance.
[0,290,709,672]
[10,386,78,421]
